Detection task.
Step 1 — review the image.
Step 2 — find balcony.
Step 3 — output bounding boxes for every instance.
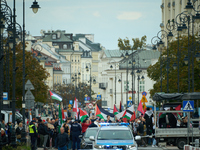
[99,83,108,90]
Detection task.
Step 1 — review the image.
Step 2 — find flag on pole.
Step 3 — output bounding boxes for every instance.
[49,91,62,101]
[73,97,79,119]
[113,105,119,115]
[119,101,122,112]
[137,100,145,115]
[58,104,63,133]
[79,108,88,122]
[95,104,115,120]
[123,105,134,120]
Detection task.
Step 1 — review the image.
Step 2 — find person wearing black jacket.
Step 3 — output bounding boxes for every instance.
[43,122,49,150]
[71,120,82,150]
[1,128,8,146]
[57,127,69,150]
[144,108,153,135]
[88,119,97,128]
[137,120,146,147]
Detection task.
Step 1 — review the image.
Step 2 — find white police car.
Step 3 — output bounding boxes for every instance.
[89,123,141,150]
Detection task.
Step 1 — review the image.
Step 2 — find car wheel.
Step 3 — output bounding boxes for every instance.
[177,138,187,150]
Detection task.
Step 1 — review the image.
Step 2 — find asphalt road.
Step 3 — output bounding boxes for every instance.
[37,146,179,150]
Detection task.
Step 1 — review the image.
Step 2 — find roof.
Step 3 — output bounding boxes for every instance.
[33,42,69,63]
[119,49,160,69]
[43,30,73,43]
[153,92,200,101]
[103,50,123,58]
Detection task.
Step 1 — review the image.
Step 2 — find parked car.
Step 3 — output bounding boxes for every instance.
[81,127,99,149]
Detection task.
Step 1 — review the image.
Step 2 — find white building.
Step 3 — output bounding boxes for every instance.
[98,49,160,109]
[161,0,200,44]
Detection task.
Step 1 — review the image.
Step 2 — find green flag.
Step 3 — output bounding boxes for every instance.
[58,104,63,133]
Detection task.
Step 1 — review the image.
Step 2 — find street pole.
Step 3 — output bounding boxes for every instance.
[187,16,190,92]
[0,2,3,148]
[115,63,116,104]
[11,0,17,147]
[137,75,140,106]
[177,31,180,93]
[90,64,91,100]
[131,50,134,104]
[21,0,26,143]
[167,36,169,93]
[126,59,128,107]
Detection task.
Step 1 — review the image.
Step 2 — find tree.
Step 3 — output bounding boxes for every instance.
[147,35,200,97]
[53,82,95,106]
[3,42,50,108]
[118,35,147,50]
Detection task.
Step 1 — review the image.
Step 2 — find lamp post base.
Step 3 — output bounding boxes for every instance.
[10,126,16,147]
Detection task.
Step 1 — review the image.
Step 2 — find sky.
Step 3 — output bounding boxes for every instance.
[6,0,161,50]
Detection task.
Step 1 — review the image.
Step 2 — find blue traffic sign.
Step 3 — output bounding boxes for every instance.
[97,95,101,100]
[142,91,147,96]
[87,97,90,100]
[183,100,194,112]
[84,97,87,101]
[69,100,73,104]
[127,101,132,107]
[3,92,8,100]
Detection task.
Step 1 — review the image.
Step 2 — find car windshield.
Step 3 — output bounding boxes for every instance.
[84,129,98,138]
[97,130,132,140]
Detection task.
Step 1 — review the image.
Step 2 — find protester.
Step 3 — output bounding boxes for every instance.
[88,119,98,128]
[57,127,69,150]
[105,115,112,123]
[81,119,90,135]
[1,128,8,146]
[43,122,49,150]
[16,122,23,142]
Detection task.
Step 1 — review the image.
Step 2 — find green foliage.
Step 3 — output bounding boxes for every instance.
[3,42,50,108]
[118,35,147,50]
[53,82,95,105]
[147,35,200,97]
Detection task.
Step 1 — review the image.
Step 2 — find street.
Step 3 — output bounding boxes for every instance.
[37,146,179,150]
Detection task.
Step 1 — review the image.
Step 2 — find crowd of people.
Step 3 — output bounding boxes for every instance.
[0,106,199,150]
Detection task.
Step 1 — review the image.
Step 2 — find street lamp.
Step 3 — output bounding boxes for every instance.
[30,0,41,14]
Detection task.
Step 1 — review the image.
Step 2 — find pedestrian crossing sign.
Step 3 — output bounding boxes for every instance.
[183,100,194,112]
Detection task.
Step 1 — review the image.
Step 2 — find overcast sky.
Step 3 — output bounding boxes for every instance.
[6,0,161,49]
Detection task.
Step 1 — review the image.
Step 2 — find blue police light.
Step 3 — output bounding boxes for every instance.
[99,123,129,127]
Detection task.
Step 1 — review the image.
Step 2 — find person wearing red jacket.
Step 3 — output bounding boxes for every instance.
[81,119,90,135]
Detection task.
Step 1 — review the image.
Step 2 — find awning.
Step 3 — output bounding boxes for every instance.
[153,92,200,101]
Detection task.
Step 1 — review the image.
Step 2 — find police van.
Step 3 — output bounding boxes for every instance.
[89,123,141,150]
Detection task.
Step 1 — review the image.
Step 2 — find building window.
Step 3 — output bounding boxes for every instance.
[82,63,84,69]
[124,81,129,92]
[139,81,145,92]
[52,34,56,40]
[63,44,67,49]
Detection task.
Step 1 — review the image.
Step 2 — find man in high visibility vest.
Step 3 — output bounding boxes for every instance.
[29,120,38,150]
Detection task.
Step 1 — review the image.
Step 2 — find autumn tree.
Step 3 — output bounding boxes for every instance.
[118,35,147,50]
[53,82,95,106]
[147,35,200,97]
[3,42,50,108]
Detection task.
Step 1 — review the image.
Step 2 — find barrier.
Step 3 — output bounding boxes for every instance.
[184,145,200,150]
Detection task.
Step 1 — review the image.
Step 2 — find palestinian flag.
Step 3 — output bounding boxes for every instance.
[79,108,88,122]
[123,105,134,120]
[95,104,115,120]
[50,91,62,101]
[113,105,119,115]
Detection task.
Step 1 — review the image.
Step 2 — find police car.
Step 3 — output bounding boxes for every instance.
[89,123,141,150]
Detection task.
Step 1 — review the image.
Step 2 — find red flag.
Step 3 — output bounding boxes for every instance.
[137,100,145,114]
[113,105,119,115]
[62,109,65,120]
[73,97,79,118]
[119,101,122,112]
[175,104,181,116]
[130,111,136,121]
